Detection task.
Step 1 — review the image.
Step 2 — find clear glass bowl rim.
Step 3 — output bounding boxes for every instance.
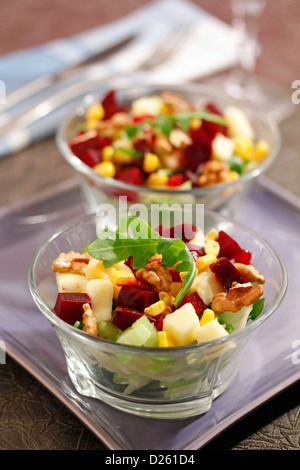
[28,209,288,354]
[56,82,281,196]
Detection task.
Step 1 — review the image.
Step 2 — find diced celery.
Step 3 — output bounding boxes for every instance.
[97,321,121,341]
[116,315,158,347]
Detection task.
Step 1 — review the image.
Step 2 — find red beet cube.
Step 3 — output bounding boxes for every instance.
[210,257,247,291]
[112,307,144,330]
[234,249,252,265]
[186,243,205,256]
[167,173,187,187]
[184,127,212,171]
[80,148,100,167]
[216,230,242,260]
[101,90,128,119]
[202,103,227,139]
[178,292,206,315]
[53,292,91,325]
[153,313,165,331]
[115,165,146,186]
[117,285,159,312]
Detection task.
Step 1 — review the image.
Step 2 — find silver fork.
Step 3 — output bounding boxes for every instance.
[0,18,193,137]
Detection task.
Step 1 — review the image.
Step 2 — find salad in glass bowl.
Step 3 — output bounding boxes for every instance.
[29,208,287,418]
[56,84,280,216]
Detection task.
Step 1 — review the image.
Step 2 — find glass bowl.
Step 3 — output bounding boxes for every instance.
[28,207,287,419]
[56,83,280,218]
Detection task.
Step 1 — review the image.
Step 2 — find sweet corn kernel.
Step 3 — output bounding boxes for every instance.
[189,117,202,130]
[94,161,116,178]
[204,239,220,257]
[253,139,271,161]
[200,308,215,326]
[86,102,105,121]
[143,152,161,173]
[144,300,169,317]
[113,147,134,164]
[196,254,217,272]
[180,268,198,281]
[102,145,114,161]
[93,261,114,279]
[206,228,219,240]
[159,291,174,307]
[234,134,254,161]
[158,330,176,347]
[146,172,169,187]
[110,270,136,286]
[85,119,99,130]
[227,170,240,181]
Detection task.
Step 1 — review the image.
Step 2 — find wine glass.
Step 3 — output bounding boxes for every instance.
[225,0,267,100]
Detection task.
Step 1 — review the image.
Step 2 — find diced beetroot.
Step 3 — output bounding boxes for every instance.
[124,256,134,268]
[112,306,143,330]
[117,285,159,312]
[169,268,182,282]
[216,230,242,260]
[80,148,100,167]
[170,224,198,243]
[186,243,205,256]
[234,249,252,265]
[53,292,91,325]
[133,138,152,155]
[69,133,111,159]
[154,223,198,243]
[132,114,156,123]
[202,103,227,139]
[101,90,128,119]
[184,127,212,171]
[190,250,201,263]
[178,292,206,315]
[210,257,247,291]
[167,173,187,187]
[115,165,146,186]
[153,313,165,331]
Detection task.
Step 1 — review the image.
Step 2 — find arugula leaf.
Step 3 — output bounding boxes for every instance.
[174,110,227,127]
[87,217,197,307]
[115,146,142,158]
[153,114,174,136]
[248,298,265,321]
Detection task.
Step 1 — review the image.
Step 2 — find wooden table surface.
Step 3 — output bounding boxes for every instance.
[0,0,299,451]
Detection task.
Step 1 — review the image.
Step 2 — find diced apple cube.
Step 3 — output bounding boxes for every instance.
[190,271,223,306]
[223,106,254,141]
[212,133,235,162]
[194,318,229,343]
[85,278,113,322]
[131,95,163,117]
[163,303,200,346]
[56,273,87,293]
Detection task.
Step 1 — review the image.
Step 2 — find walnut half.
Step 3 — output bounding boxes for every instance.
[211,283,264,313]
[135,262,172,293]
[52,250,91,275]
[234,263,265,284]
[82,303,99,337]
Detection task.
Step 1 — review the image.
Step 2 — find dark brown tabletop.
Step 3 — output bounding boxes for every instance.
[0,0,299,451]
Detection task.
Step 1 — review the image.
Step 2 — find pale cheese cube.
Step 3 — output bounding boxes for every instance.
[163,303,200,346]
[223,105,254,140]
[190,271,223,306]
[56,273,87,293]
[194,318,228,344]
[212,133,235,162]
[85,278,113,322]
[131,95,163,117]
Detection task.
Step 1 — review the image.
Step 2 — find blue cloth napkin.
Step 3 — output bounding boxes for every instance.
[0,0,236,158]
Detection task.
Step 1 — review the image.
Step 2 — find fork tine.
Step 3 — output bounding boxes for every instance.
[137,18,192,71]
